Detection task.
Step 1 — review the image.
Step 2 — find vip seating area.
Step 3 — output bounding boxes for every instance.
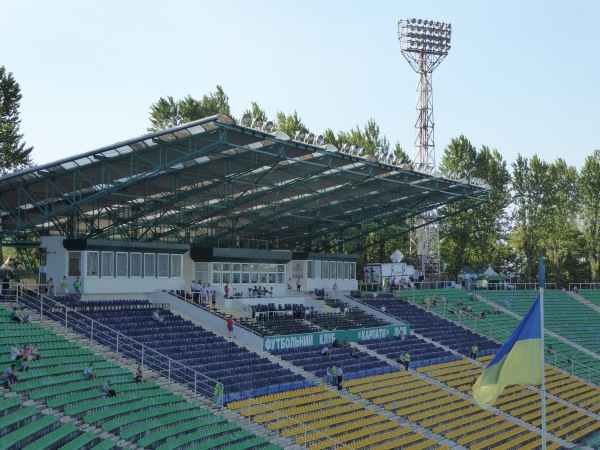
[237,314,321,337]
[0,306,283,450]
[305,308,390,330]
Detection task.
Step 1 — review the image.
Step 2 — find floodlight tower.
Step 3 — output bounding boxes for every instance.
[398,18,451,277]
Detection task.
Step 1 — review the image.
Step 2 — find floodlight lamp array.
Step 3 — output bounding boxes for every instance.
[239,115,275,132]
[339,143,366,157]
[413,163,434,174]
[398,18,451,55]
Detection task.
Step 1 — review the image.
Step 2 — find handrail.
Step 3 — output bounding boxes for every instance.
[15,284,223,401]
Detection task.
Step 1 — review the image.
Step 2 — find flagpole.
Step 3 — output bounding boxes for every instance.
[539,258,547,450]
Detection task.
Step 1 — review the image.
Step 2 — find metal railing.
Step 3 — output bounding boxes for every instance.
[14,285,221,402]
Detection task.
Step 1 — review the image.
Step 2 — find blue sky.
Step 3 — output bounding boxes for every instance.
[3,0,599,169]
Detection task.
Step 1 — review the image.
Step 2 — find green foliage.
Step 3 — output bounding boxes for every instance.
[579,151,600,281]
[0,66,33,175]
[147,85,230,133]
[439,136,511,279]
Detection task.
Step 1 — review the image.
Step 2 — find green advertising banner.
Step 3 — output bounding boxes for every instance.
[263,324,410,351]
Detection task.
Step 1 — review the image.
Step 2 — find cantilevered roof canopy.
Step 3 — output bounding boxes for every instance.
[0,114,489,252]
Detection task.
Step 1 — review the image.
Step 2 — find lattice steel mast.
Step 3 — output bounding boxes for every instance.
[398,18,451,277]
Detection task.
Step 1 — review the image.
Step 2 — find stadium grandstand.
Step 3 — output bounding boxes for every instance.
[2,114,600,448]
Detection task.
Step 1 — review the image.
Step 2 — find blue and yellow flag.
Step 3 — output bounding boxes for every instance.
[473,296,542,408]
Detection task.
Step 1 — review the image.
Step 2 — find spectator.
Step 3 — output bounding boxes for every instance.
[227,315,234,337]
[342,336,350,348]
[20,307,30,323]
[2,364,18,388]
[573,286,579,295]
[287,278,292,290]
[403,351,411,370]
[214,380,223,408]
[331,365,337,386]
[336,366,344,390]
[380,305,387,313]
[470,344,478,359]
[321,345,331,358]
[73,277,81,300]
[134,365,144,382]
[547,345,554,355]
[399,329,406,342]
[101,379,116,397]
[47,278,55,297]
[9,344,21,361]
[296,277,302,292]
[224,283,229,299]
[83,362,98,380]
[332,337,342,348]
[29,344,40,361]
[10,307,22,323]
[60,276,69,295]
[211,290,217,309]
[333,282,338,300]
[350,347,358,358]
[152,309,164,323]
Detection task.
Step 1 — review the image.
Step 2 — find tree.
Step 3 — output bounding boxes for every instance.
[274,111,309,138]
[579,151,600,282]
[0,66,33,175]
[438,136,511,279]
[147,86,230,133]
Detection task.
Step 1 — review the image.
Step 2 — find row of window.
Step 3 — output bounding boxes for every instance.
[68,251,183,278]
[194,262,286,286]
[307,260,356,280]
[193,260,357,286]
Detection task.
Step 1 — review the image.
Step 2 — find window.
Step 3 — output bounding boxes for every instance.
[241,263,250,284]
[101,252,114,277]
[350,262,356,280]
[86,252,99,277]
[130,253,142,277]
[194,262,209,285]
[68,252,81,277]
[116,252,128,277]
[250,263,259,284]
[232,264,241,284]
[322,261,329,279]
[278,264,286,285]
[268,264,277,284]
[170,254,182,278]
[144,254,155,277]
[157,254,169,277]
[315,260,322,279]
[330,261,337,279]
[338,261,344,280]
[344,262,350,279]
[212,263,222,284]
[307,260,315,278]
[260,264,268,284]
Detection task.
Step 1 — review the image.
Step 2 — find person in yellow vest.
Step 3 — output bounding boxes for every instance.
[470,344,478,359]
[60,276,69,296]
[404,351,410,370]
[73,277,81,300]
[214,380,223,409]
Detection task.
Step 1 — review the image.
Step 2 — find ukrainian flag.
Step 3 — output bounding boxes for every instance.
[473,295,542,408]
